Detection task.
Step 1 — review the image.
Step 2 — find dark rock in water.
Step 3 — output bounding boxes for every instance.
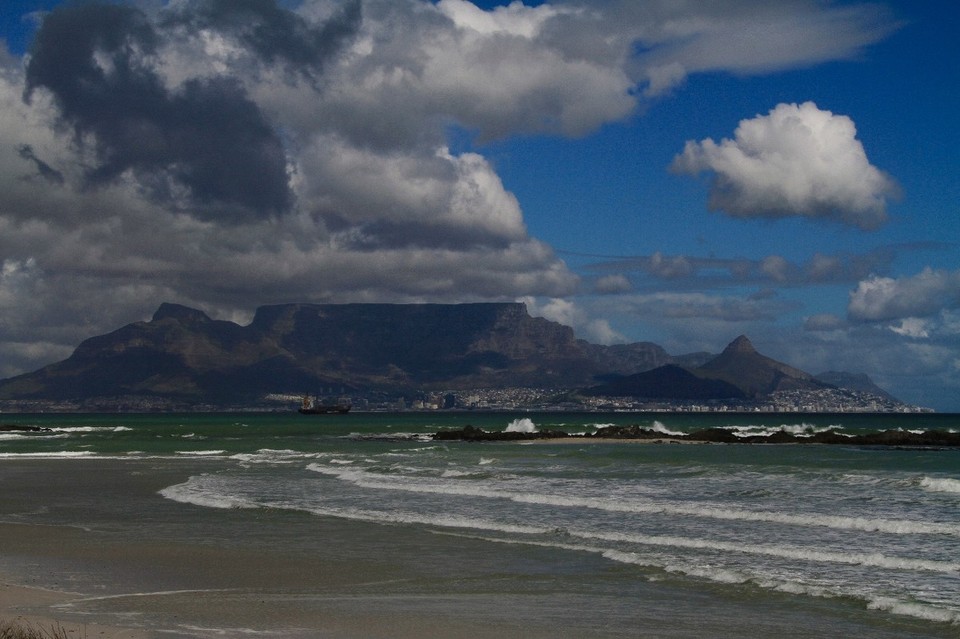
[433,425,570,442]
[432,425,960,447]
[805,430,848,444]
[585,425,672,440]
[758,429,799,444]
[844,429,960,447]
[0,424,51,432]
[685,428,740,443]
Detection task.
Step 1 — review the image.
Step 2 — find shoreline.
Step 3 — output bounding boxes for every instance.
[1,578,151,638]
[2,424,957,638]
[0,460,652,639]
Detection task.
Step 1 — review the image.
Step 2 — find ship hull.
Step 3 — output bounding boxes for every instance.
[298,405,351,414]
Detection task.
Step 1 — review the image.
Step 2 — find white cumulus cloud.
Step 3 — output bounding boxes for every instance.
[671,102,897,229]
[522,297,626,345]
[0,1,904,377]
[848,268,960,322]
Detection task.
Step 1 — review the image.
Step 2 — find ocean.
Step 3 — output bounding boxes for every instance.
[1,411,958,638]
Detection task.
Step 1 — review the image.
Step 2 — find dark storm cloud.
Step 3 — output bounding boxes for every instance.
[23,1,291,219]
[164,0,362,76]
[17,144,64,184]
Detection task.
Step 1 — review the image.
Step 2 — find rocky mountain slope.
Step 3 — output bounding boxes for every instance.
[813,371,898,403]
[0,304,899,408]
[583,335,832,401]
[0,302,671,404]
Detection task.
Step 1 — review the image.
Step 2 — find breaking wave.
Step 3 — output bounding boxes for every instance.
[305,462,960,537]
[919,476,960,494]
[505,418,537,433]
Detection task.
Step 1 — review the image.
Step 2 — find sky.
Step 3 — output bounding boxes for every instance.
[0,0,957,410]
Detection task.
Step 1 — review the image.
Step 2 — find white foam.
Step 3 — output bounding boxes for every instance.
[867,597,960,624]
[513,492,960,536]
[60,588,239,605]
[173,624,273,636]
[159,480,255,510]
[472,533,960,627]
[306,462,960,537]
[0,451,98,459]
[175,450,227,456]
[651,421,686,437]
[229,449,321,464]
[573,529,960,574]
[48,425,133,433]
[441,469,475,477]
[505,417,537,433]
[297,504,551,536]
[727,422,843,438]
[205,486,556,537]
[920,476,960,495]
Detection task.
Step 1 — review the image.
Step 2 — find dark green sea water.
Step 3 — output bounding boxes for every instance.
[1,411,958,637]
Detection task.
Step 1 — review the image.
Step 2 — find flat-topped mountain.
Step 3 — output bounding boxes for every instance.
[0,302,671,404]
[0,303,902,409]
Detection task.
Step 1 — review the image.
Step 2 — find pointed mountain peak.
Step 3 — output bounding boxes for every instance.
[723,335,756,355]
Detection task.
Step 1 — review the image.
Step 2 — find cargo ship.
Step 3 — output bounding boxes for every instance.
[298,395,351,414]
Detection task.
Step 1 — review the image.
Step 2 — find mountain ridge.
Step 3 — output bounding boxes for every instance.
[583,333,847,402]
[0,302,901,409]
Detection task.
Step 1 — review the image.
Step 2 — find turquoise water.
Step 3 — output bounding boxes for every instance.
[2,411,959,637]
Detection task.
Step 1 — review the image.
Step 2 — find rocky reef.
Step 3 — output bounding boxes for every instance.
[433,424,960,447]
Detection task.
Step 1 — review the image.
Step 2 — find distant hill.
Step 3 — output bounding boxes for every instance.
[0,304,902,409]
[584,335,834,401]
[697,335,825,396]
[583,364,748,401]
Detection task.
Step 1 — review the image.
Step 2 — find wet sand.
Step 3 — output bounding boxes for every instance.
[0,460,622,638]
[0,512,638,639]
[3,456,954,639]
[1,580,149,638]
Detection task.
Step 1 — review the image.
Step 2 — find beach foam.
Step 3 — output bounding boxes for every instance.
[0,451,98,459]
[867,597,960,625]
[304,462,960,537]
[576,529,960,573]
[505,418,537,433]
[919,476,960,494]
[159,477,257,510]
[175,449,228,456]
[650,421,686,437]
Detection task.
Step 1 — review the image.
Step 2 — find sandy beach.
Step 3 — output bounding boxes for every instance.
[0,460,639,638]
[2,413,957,639]
[1,579,150,638]
[0,511,639,639]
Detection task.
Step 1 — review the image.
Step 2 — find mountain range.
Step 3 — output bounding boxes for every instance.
[583,335,830,400]
[0,302,899,408]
